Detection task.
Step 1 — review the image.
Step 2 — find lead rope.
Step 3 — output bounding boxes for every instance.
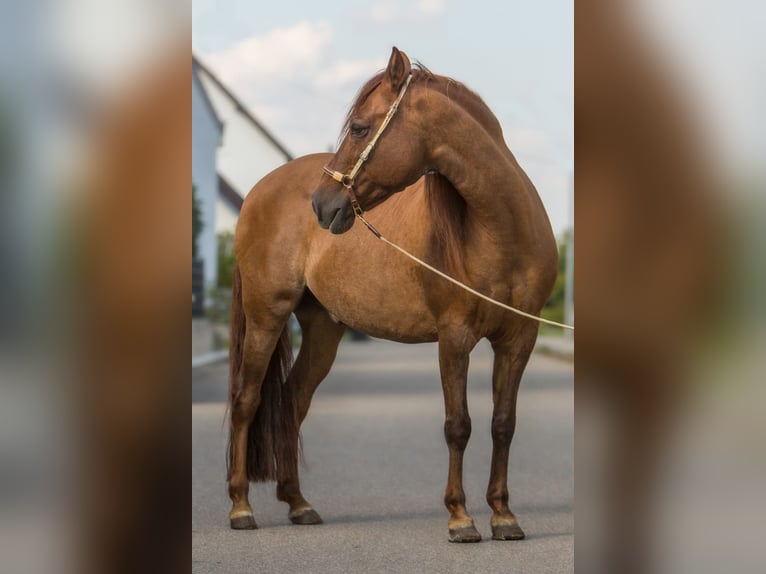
[353,211,575,331]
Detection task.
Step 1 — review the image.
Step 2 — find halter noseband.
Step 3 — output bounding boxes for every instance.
[322,73,413,216]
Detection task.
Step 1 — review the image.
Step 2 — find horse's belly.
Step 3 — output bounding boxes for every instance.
[305,258,438,343]
[338,306,437,344]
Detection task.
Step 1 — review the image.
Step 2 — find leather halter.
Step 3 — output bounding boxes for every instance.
[322,73,413,216]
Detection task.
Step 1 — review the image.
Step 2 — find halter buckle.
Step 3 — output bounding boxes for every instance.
[359,143,373,163]
[349,197,364,218]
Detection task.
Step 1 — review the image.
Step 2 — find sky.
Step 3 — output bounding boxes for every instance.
[192,0,574,237]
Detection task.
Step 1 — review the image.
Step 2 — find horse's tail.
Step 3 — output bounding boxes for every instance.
[227,262,299,483]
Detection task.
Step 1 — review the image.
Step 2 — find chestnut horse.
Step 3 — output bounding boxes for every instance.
[227,47,558,543]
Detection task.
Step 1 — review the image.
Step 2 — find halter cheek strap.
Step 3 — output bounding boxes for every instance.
[322,73,414,214]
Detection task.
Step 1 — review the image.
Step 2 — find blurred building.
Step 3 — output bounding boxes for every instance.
[192,54,293,291]
[192,53,293,355]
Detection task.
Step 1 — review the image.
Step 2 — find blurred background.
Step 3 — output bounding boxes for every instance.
[1,2,191,574]
[576,1,766,573]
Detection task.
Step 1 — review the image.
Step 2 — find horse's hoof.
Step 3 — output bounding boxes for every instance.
[288,508,323,525]
[230,513,257,530]
[491,522,525,540]
[448,524,482,543]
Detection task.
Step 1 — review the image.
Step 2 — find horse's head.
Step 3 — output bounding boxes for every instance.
[311,47,429,234]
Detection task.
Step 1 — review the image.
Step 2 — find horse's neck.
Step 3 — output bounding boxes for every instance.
[430,113,544,263]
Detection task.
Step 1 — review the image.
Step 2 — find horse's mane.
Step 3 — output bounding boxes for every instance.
[424,172,467,277]
[342,63,504,277]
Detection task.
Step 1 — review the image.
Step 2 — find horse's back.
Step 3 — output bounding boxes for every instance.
[238,154,330,224]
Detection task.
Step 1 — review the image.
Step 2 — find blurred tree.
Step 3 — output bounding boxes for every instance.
[541,232,569,326]
[217,231,235,288]
[203,231,236,325]
[192,184,203,261]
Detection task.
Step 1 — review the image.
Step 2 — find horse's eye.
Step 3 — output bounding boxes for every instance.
[350,123,369,138]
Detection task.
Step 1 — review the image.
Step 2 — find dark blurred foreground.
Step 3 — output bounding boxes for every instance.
[0,2,764,573]
[1,3,191,574]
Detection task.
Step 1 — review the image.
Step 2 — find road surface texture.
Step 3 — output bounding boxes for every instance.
[193,338,573,573]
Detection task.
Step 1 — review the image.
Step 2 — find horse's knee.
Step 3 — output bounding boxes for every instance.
[444,415,471,450]
[491,413,516,444]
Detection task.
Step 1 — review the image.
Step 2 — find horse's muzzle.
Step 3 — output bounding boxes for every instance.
[311,189,355,234]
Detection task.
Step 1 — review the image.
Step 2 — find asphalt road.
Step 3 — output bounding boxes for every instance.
[193,338,573,573]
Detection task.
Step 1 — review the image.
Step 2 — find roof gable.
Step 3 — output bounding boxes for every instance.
[192,60,224,133]
[192,54,293,161]
[218,173,243,211]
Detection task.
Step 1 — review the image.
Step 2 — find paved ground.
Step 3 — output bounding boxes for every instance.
[193,338,573,573]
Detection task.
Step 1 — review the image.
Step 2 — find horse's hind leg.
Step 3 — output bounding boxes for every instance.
[228,304,297,529]
[485,323,538,540]
[276,294,346,524]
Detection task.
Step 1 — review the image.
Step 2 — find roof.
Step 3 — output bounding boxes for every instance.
[218,173,244,211]
[192,59,224,133]
[192,53,294,161]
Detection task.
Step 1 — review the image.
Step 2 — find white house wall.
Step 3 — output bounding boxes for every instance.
[191,74,221,287]
[198,74,289,200]
[216,198,240,235]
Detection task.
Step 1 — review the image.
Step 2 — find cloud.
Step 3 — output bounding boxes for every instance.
[202,21,387,155]
[206,20,333,83]
[417,0,445,16]
[314,57,387,91]
[369,3,397,24]
[367,0,445,24]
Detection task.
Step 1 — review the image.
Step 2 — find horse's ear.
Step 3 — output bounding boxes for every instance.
[386,47,411,92]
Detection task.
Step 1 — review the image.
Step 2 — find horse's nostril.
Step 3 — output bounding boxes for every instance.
[311,192,341,229]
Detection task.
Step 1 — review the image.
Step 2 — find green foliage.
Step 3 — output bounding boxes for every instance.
[217,231,235,288]
[541,233,570,327]
[192,184,203,261]
[204,232,237,324]
[206,286,232,325]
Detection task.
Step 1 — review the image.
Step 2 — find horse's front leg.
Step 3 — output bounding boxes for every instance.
[438,329,481,543]
[486,325,537,540]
